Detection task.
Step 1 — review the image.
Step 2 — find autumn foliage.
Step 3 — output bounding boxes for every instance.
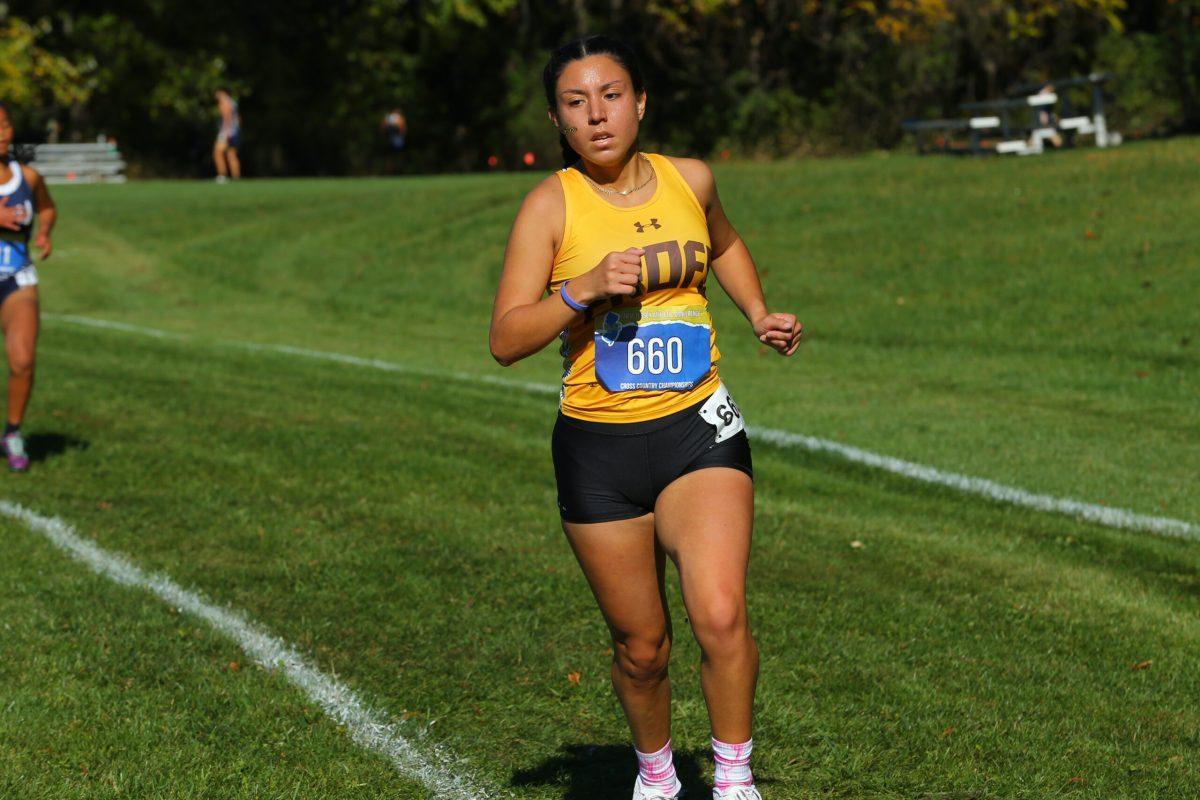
[3,0,1196,174]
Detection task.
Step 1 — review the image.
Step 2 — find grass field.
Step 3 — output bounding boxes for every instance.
[1,138,1197,799]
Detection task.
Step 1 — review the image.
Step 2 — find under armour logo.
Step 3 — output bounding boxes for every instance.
[634,219,661,233]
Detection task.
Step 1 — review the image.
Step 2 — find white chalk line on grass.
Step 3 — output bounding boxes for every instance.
[48,314,557,397]
[749,428,1197,541]
[0,499,492,800]
[45,312,1198,541]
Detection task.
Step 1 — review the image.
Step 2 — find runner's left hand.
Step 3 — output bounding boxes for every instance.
[35,232,51,260]
[754,312,801,356]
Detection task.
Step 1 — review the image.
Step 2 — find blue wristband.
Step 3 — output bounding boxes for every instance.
[559,281,588,312]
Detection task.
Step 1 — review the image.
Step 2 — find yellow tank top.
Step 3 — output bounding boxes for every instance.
[550,153,721,423]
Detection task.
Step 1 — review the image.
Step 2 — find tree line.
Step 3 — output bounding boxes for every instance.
[3,0,1197,176]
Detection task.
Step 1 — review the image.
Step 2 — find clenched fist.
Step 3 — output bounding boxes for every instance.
[567,248,645,304]
[754,312,802,356]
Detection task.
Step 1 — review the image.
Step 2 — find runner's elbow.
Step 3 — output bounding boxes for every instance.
[489,331,518,367]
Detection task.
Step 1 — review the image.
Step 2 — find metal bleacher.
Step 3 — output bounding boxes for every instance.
[960,92,1062,156]
[901,116,1002,156]
[24,141,126,184]
[1008,73,1120,150]
[902,72,1120,157]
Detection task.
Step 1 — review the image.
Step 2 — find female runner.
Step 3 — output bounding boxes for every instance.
[213,88,242,182]
[489,36,800,800]
[0,104,55,472]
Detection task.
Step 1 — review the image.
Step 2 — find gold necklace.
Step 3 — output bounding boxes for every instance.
[581,154,655,197]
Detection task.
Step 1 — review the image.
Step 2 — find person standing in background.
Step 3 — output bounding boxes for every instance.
[382,107,407,152]
[213,87,242,182]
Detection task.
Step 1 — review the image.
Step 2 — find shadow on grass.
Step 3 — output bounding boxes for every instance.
[511,743,709,799]
[26,432,89,464]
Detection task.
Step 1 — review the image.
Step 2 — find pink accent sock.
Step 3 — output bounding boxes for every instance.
[712,736,753,790]
[635,738,679,793]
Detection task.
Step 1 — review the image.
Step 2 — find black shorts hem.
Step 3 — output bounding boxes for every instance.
[559,508,653,525]
[679,460,754,483]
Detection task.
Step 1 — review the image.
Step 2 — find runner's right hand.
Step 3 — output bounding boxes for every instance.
[571,248,644,304]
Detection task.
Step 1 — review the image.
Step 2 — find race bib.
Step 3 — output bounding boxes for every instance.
[594,305,712,392]
[698,382,746,443]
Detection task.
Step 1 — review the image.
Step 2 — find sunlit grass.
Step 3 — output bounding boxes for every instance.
[1,138,1196,798]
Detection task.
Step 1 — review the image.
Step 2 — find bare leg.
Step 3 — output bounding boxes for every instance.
[213,142,228,177]
[563,513,673,752]
[227,147,241,179]
[655,468,757,742]
[1,287,39,426]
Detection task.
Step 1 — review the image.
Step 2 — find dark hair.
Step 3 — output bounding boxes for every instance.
[0,105,12,163]
[542,35,645,168]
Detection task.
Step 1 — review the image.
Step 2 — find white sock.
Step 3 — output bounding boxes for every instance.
[712,736,753,790]
[635,738,680,793]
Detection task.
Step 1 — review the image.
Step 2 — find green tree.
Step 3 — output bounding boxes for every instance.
[0,14,93,135]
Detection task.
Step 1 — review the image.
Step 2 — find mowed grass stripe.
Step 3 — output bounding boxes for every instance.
[0,500,492,800]
[9,321,1199,798]
[44,312,1198,541]
[0,518,426,800]
[45,140,1200,522]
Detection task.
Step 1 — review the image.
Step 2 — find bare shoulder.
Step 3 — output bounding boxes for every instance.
[512,173,565,244]
[20,164,43,189]
[508,172,566,255]
[662,156,715,208]
[520,172,565,215]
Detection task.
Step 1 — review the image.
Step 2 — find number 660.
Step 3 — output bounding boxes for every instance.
[627,337,684,376]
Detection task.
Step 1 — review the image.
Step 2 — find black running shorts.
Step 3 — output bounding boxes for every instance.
[551,392,753,524]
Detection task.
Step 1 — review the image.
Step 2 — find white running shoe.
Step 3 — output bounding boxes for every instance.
[3,431,29,472]
[633,774,684,800]
[713,785,761,800]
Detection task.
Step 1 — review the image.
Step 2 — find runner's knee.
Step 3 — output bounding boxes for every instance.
[613,630,671,684]
[7,348,34,377]
[691,595,751,654]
